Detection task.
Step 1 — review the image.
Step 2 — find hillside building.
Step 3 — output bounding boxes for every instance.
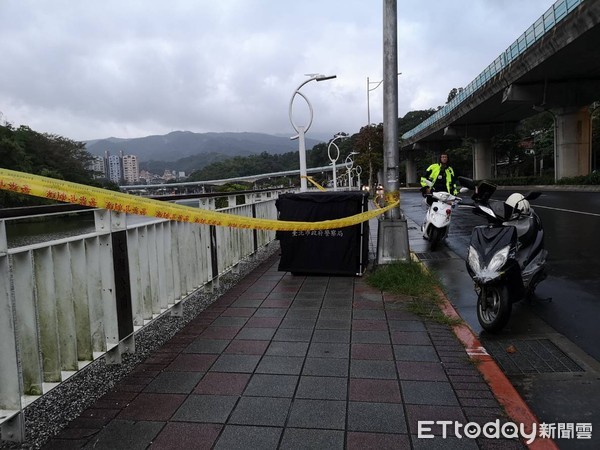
[122,154,140,184]
[88,156,106,178]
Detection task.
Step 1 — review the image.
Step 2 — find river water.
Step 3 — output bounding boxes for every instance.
[5,212,97,249]
[4,199,206,249]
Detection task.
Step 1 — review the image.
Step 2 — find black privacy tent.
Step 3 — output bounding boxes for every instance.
[275,191,369,276]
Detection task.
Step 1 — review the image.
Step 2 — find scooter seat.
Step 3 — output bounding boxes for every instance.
[510,215,537,248]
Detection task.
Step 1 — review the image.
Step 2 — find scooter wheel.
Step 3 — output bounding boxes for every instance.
[476,286,511,333]
[429,227,443,251]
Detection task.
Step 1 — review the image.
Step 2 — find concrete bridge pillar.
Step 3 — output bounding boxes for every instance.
[405,153,417,185]
[444,124,501,180]
[553,106,591,180]
[473,139,493,180]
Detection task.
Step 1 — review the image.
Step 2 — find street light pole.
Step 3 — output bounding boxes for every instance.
[382,0,399,219]
[327,134,346,191]
[376,0,410,264]
[367,73,400,126]
[289,74,336,192]
[344,151,359,190]
[367,77,383,126]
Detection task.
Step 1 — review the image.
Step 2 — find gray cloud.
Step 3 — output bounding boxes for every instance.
[0,0,555,141]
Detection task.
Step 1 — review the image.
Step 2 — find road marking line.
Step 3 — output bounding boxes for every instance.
[535,205,600,217]
[466,346,490,357]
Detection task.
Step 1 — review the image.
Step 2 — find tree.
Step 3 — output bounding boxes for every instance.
[519,112,555,176]
[353,124,384,189]
[1,123,96,207]
[0,123,31,172]
[398,109,437,135]
[187,151,300,181]
[307,142,330,168]
[491,133,525,177]
[446,87,463,104]
[398,110,438,184]
[591,103,600,171]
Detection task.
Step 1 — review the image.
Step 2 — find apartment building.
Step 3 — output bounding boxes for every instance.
[122,154,140,184]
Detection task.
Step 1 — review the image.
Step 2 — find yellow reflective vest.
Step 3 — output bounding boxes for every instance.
[420,163,457,194]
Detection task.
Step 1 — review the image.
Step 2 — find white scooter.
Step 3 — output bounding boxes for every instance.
[420,179,463,251]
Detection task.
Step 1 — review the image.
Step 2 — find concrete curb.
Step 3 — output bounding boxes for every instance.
[400,184,600,193]
[433,284,560,450]
[409,248,558,449]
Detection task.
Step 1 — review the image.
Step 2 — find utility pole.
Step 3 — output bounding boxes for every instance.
[376,0,410,263]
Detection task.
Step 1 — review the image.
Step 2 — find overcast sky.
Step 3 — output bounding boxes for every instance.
[1,0,556,142]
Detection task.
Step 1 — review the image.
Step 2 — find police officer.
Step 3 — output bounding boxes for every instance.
[375,184,385,207]
[420,152,458,195]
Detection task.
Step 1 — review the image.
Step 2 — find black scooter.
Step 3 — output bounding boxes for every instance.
[458,176,548,333]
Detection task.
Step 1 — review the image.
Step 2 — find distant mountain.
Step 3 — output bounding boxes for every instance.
[142,152,232,176]
[85,131,322,163]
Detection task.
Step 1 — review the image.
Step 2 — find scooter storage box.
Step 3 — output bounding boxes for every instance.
[275,191,369,276]
[472,181,496,203]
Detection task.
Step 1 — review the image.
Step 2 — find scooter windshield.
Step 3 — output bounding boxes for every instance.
[470,226,517,266]
[486,200,519,221]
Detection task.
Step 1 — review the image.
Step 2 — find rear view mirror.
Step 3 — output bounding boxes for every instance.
[472,181,496,203]
[457,176,476,190]
[525,191,542,201]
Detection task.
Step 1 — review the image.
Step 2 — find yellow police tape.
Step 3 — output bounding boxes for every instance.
[385,190,400,205]
[302,175,326,192]
[0,168,399,232]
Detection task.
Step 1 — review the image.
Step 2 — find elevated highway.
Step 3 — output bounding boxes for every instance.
[401,0,600,181]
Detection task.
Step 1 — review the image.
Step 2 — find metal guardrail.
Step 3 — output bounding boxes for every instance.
[120,165,336,191]
[0,191,279,442]
[402,0,583,140]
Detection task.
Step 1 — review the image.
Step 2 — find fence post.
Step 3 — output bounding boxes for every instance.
[209,225,219,290]
[0,220,25,442]
[95,210,135,364]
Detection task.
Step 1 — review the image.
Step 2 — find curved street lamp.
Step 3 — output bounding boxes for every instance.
[354,165,362,190]
[367,77,383,126]
[367,73,401,126]
[344,151,359,190]
[289,74,337,192]
[327,133,347,191]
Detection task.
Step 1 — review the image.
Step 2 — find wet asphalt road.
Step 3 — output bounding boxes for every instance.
[401,187,600,361]
[400,187,600,449]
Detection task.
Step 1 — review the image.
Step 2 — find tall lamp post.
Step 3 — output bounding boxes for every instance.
[376,0,410,264]
[367,77,383,126]
[344,151,359,190]
[367,73,400,126]
[327,133,346,191]
[355,165,362,189]
[289,74,336,192]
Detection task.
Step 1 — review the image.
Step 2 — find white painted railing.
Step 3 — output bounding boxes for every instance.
[0,191,279,442]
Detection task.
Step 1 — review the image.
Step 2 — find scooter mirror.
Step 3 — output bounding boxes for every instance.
[457,176,476,190]
[525,191,542,201]
[422,178,434,188]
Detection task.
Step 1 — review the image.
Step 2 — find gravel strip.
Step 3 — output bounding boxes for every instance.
[0,242,280,449]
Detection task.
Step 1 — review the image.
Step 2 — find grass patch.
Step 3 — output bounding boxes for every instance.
[367,260,463,326]
[367,260,439,299]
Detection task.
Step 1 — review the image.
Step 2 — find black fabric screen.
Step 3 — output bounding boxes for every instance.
[276,191,369,275]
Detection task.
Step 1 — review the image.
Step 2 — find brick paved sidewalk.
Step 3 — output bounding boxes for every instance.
[42,253,525,450]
